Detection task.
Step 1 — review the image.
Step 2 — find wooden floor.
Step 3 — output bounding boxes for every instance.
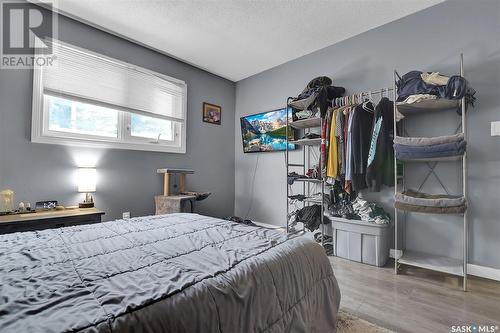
[330,257,500,333]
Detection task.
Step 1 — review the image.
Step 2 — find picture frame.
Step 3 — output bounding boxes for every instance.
[203,102,222,125]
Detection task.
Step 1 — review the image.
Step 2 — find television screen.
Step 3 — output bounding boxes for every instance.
[240,108,296,153]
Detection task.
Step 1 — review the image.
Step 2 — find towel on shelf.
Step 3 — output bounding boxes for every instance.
[395,189,466,208]
[395,201,466,214]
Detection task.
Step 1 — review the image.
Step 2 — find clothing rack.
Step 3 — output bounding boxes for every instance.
[285,97,325,238]
[285,85,396,255]
[393,54,468,291]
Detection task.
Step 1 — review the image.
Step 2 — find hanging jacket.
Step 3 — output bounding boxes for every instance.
[351,102,374,192]
[366,97,395,192]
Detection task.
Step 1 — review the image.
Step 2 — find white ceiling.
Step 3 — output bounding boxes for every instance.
[53,0,443,82]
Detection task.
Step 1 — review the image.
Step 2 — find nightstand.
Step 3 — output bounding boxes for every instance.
[0,208,105,235]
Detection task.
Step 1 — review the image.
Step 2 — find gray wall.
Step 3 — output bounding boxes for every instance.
[0,5,236,221]
[234,0,500,268]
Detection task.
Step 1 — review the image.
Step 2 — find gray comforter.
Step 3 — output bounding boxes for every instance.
[0,213,340,333]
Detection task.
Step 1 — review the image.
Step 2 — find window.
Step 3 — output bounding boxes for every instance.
[32,40,187,153]
[47,95,119,138]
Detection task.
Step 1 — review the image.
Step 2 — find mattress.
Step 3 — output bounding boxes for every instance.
[0,213,340,333]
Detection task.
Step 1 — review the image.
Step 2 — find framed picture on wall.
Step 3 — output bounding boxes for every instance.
[203,102,222,125]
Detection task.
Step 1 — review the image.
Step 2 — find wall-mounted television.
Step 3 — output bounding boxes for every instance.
[240,107,296,153]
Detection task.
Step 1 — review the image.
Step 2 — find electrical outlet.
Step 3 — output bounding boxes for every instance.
[491,121,500,136]
[122,212,130,219]
[390,249,403,259]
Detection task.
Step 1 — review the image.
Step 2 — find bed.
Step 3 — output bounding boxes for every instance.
[0,213,340,332]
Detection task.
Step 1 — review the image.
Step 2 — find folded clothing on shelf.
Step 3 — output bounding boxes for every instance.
[301,133,321,140]
[395,189,466,208]
[288,194,306,201]
[395,140,466,155]
[396,71,468,101]
[295,109,317,120]
[394,135,466,160]
[288,92,318,111]
[421,72,450,86]
[287,172,309,185]
[397,94,437,105]
[394,133,464,146]
[396,70,476,110]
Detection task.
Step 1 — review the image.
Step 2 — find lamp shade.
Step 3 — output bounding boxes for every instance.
[78,168,96,193]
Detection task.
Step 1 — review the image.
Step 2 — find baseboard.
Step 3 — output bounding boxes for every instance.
[253,221,286,231]
[467,263,500,282]
[390,248,500,282]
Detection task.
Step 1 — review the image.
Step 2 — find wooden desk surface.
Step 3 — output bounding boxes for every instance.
[155,195,197,201]
[0,208,105,224]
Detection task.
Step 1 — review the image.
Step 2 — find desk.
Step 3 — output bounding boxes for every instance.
[0,208,105,235]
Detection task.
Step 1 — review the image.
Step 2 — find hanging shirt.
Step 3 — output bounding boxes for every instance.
[321,108,333,178]
[343,107,353,193]
[326,111,338,178]
[335,109,345,175]
[345,107,355,181]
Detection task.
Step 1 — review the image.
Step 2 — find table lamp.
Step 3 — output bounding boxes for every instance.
[78,167,96,208]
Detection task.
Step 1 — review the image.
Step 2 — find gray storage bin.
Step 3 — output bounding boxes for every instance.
[326,214,392,267]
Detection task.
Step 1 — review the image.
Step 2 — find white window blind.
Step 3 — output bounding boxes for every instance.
[32,40,188,154]
[42,41,186,123]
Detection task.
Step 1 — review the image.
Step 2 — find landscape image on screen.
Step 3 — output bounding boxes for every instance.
[240,108,295,153]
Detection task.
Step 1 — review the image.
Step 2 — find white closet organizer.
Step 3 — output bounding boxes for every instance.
[393,54,469,291]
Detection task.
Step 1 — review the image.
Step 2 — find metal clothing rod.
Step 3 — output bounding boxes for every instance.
[333,87,395,107]
[358,87,394,96]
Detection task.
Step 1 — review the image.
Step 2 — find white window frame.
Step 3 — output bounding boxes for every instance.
[32,40,188,154]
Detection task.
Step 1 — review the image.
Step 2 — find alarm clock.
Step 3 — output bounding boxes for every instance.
[35,200,58,211]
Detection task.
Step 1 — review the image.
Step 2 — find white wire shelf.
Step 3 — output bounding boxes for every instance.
[291,178,322,183]
[394,54,468,291]
[398,250,464,277]
[289,138,321,146]
[396,154,464,162]
[397,98,460,116]
[287,196,322,204]
[289,117,321,129]
[303,197,323,204]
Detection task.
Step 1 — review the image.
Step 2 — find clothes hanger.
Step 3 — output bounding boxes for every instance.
[362,91,375,113]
